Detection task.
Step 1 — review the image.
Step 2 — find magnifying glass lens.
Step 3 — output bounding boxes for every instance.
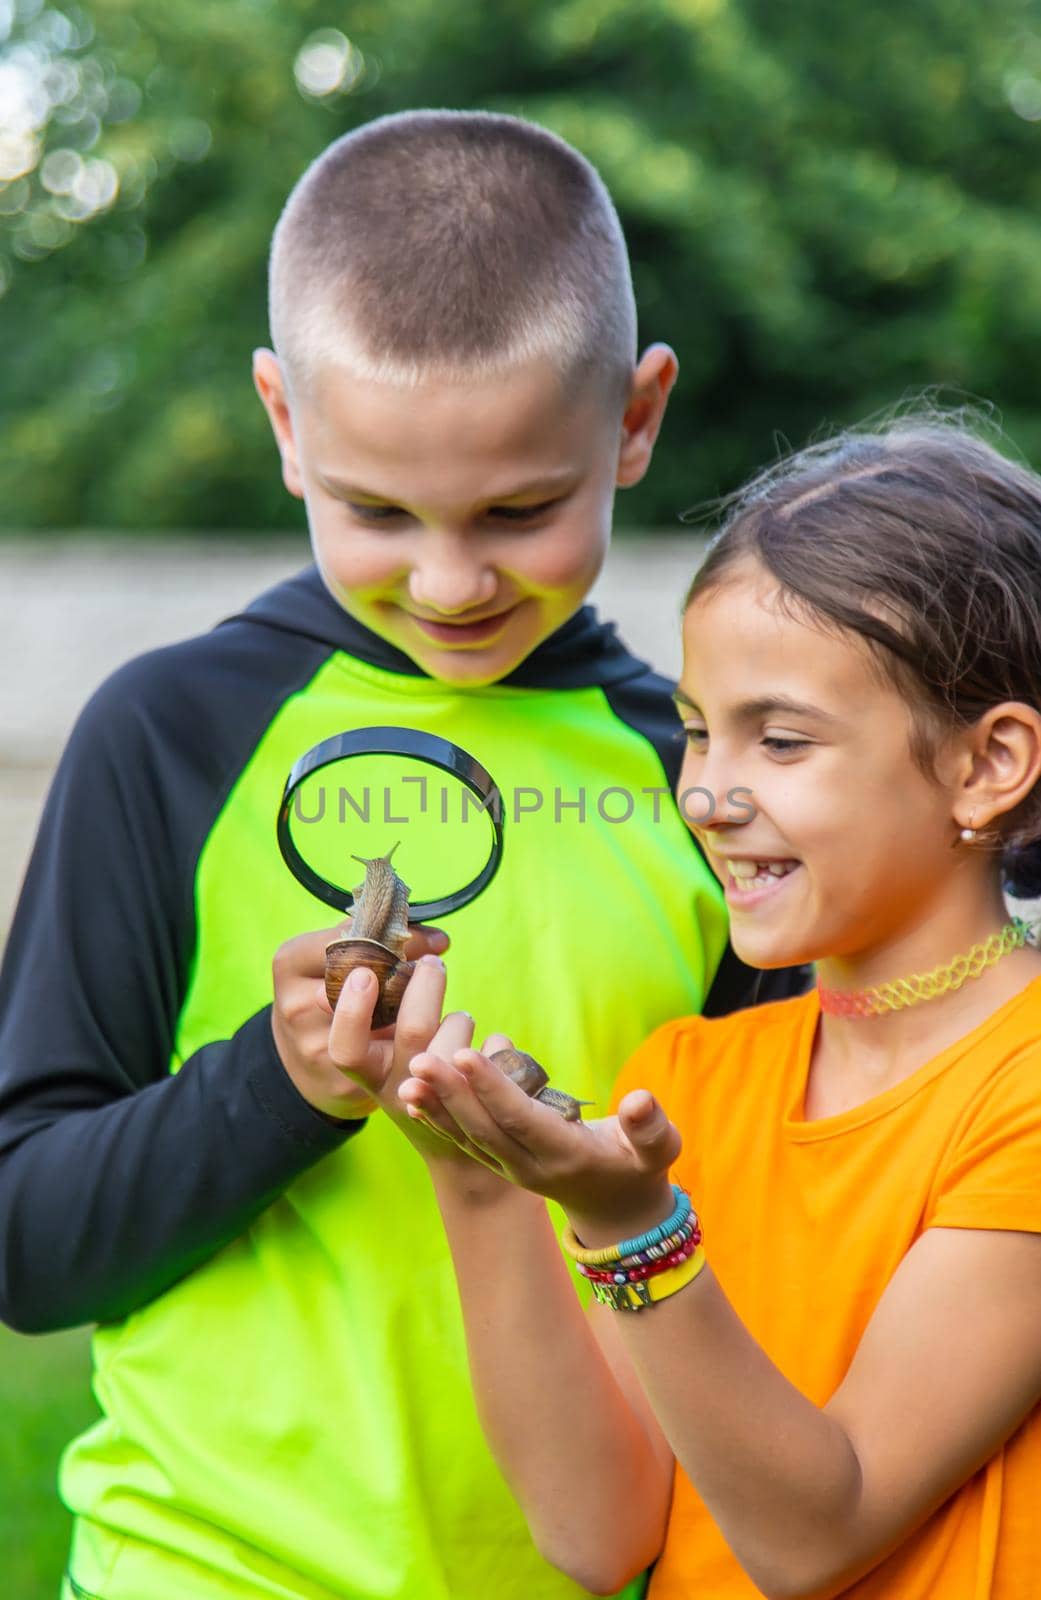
[286,754,495,906]
[277,727,504,921]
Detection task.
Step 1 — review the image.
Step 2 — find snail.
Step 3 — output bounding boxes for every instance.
[487,1048,592,1123]
[325,845,416,1030]
[325,847,591,1120]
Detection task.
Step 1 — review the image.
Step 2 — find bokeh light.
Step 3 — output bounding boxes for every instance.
[293,29,365,99]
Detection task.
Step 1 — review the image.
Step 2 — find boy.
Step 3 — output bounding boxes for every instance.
[0,112,803,1600]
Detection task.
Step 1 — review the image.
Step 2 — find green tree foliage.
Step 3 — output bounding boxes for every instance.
[2,0,1041,531]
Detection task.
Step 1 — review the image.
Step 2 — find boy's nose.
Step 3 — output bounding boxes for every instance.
[407,549,498,614]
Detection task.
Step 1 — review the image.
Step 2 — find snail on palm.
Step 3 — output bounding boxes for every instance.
[325,848,590,1120]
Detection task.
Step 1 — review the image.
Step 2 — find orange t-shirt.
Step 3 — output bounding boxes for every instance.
[611,977,1041,1599]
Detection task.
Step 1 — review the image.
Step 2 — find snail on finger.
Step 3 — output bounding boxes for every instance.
[325,848,591,1120]
[324,845,415,1029]
[488,1047,592,1123]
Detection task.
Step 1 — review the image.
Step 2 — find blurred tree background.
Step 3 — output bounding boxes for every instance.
[2,0,1041,531]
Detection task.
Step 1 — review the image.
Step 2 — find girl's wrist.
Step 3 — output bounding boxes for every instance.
[427,1152,522,1212]
[564,1178,677,1252]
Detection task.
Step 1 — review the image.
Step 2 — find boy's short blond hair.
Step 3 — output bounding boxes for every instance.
[269,109,637,405]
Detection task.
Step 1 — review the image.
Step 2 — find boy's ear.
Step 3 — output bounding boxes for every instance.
[616,344,679,489]
[253,348,305,499]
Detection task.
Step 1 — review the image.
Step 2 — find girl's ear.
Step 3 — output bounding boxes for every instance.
[616,344,679,489]
[952,703,1041,834]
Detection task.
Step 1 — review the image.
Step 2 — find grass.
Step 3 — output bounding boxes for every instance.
[0,1324,97,1598]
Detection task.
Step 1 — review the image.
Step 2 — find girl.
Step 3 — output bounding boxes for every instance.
[333,418,1041,1599]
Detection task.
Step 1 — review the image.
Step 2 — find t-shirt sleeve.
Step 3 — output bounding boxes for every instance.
[926,1051,1041,1235]
[0,653,358,1334]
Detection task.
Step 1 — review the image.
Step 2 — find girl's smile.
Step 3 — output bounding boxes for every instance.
[675,557,993,985]
[711,854,802,909]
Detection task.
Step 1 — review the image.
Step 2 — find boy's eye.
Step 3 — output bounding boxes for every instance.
[680,724,708,746]
[346,503,408,522]
[487,499,560,522]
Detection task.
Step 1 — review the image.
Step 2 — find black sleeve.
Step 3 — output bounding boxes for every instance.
[603,670,813,1017]
[0,635,359,1335]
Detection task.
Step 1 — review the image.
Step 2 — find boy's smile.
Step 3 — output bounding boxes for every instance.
[253,352,674,686]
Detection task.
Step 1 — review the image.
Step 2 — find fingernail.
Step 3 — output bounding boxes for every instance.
[420,954,445,971]
[348,968,370,991]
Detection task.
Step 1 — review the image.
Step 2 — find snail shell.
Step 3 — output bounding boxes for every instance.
[325,846,416,1028]
[488,1047,591,1123]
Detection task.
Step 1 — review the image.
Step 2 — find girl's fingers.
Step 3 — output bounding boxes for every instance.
[400,1070,509,1175]
[479,1032,513,1057]
[406,1050,518,1159]
[445,1047,578,1164]
[615,1090,683,1171]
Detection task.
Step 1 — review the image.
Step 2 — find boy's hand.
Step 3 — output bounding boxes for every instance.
[399,1050,681,1241]
[270,920,448,1120]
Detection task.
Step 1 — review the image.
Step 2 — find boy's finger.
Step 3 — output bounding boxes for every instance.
[328,965,381,1072]
[393,956,449,1056]
[616,1090,683,1171]
[403,923,450,960]
[478,1032,512,1057]
[276,925,348,981]
[426,1009,476,1061]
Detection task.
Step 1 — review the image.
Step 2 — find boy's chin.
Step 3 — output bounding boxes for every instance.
[407,643,524,687]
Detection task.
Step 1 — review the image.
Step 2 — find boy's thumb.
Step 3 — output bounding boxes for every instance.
[617,1090,682,1169]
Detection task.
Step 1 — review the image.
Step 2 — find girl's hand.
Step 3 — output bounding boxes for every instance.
[326,956,510,1181]
[399,1047,683,1240]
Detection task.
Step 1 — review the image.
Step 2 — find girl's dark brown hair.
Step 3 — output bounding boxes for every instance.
[687,413,1041,896]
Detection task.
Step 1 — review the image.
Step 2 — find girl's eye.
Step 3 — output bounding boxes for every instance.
[681,725,708,746]
[762,736,810,754]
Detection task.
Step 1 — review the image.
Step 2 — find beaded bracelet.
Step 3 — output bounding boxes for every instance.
[561,1185,692,1268]
[578,1231,702,1285]
[588,1245,707,1311]
[574,1217,700,1279]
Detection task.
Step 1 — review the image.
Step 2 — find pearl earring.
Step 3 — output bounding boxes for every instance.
[960,827,977,842]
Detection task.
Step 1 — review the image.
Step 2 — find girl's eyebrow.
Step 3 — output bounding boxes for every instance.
[672,688,839,724]
[732,694,840,724]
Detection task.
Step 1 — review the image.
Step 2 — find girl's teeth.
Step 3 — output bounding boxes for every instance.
[725,859,797,888]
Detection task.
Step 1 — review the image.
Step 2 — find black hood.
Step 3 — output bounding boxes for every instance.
[228,565,658,691]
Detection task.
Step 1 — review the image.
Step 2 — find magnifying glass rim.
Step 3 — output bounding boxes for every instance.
[277,725,504,921]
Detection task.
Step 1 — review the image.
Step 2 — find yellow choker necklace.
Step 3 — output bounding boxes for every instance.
[818,918,1032,1018]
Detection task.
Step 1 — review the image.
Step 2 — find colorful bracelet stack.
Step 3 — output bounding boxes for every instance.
[561,1184,706,1311]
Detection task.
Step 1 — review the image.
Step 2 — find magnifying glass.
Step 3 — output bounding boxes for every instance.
[276,726,504,922]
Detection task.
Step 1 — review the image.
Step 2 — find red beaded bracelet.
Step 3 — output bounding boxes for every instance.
[578,1231,701,1285]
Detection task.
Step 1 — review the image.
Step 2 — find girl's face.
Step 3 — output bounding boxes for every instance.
[677,559,966,972]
